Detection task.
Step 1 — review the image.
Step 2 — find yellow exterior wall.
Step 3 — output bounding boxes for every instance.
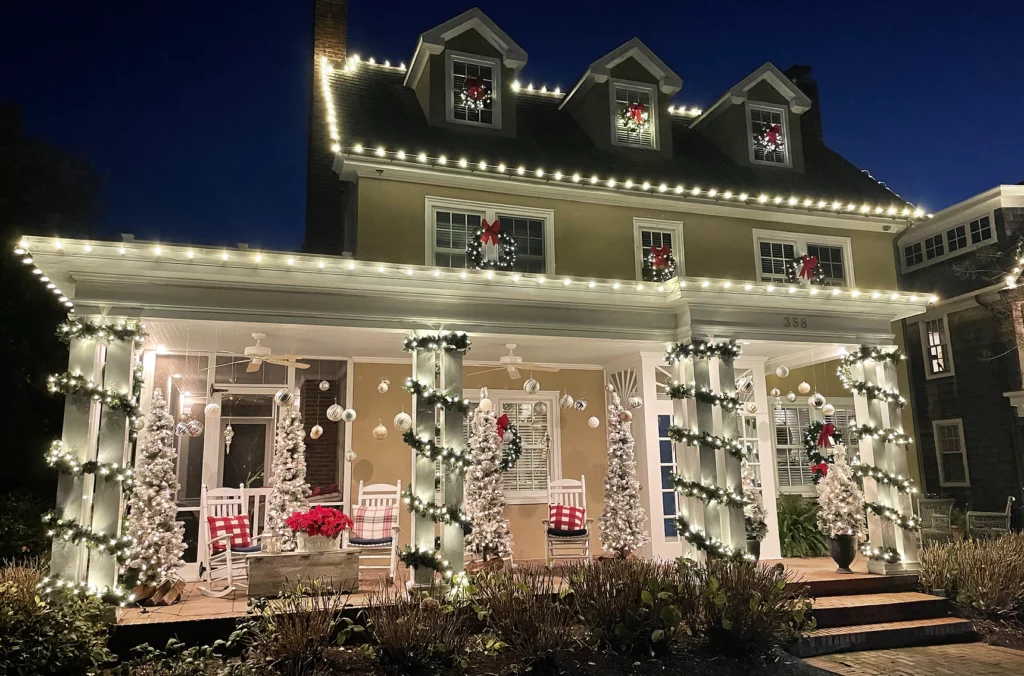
[356,177,900,288]
[350,361,608,562]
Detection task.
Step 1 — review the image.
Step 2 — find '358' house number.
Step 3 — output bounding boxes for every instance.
[783,316,808,329]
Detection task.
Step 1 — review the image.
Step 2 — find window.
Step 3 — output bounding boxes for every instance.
[946,225,967,252]
[774,406,813,492]
[904,242,923,268]
[446,51,500,128]
[657,413,680,537]
[806,244,846,286]
[970,216,992,244]
[611,80,657,149]
[924,234,944,260]
[933,419,970,487]
[426,198,554,274]
[634,219,684,281]
[747,103,790,167]
[753,230,854,286]
[758,241,796,283]
[921,317,954,378]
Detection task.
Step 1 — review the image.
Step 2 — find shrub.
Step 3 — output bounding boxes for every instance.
[112,637,239,676]
[366,585,472,673]
[777,495,828,558]
[918,541,958,593]
[921,534,1024,619]
[0,561,114,674]
[565,558,698,656]
[472,565,576,671]
[0,490,52,560]
[694,559,813,657]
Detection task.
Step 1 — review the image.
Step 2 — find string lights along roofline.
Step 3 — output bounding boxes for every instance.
[15,237,940,309]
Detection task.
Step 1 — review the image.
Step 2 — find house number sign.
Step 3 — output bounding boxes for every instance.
[783,316,809,329]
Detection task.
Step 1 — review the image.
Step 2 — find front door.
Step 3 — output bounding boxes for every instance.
[218,393,275,489]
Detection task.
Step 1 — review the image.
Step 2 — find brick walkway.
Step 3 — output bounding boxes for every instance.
[806,643,1024,675]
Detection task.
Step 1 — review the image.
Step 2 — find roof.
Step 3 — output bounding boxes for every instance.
[331,65,906,207]
[691,62,812,129]
[561,38,682,108]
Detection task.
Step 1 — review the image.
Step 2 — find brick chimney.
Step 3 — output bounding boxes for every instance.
[784,64,822,142]
[305,0,351,255]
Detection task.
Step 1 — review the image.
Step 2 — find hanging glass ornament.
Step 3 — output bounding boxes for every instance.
[797,381,811,395]
[326,403,343,422]
[186,419,204,438]
[808,393,826,409]
[769,387,781,397]
[822,403,836,417]
[341,408,357,423]
[627,395,643,409]
[310,424,323,440]
[523,377,541,395]
[774,397,783,412]
[532,401,547,416]
[318,380,330,392]
[587,416,600,429]
[786,391,797,403]
[377,378,390,394]
[174,421,189,437]
[574,398,588,411]
[606,383,616,392]
[372,421,388,440]
[775,365,790,379]
[745,402,758,414]
[394,411,412,431]
[345,449,357,462]
[558,392,575,409]
[130,416,145,432]
[178,413,190,424]
[274,388,295,407]
[204,402,221,416]
[224,424,234,454]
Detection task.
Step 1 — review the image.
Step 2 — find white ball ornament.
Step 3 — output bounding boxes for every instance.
[786,391,797,403]
[822,403,836,417]
[204,402,221,417]
[769,387,781,397]
[627,395,643,409]
[130,416,146,432]
[310,424,324,440]
[775,365,790,379]
[394,411,412,432]
[745,402,758,414]
[274,388,295,408]
[178,413,190,424]
[174,422,189,437]
[345,449,357,462]
[318,380,330,392]
[326,404,344,422]
[574,398,587,411]
[478,388,494,412]
[797,381,811,395]
[341,408,357,423]
[532,401,548,416]
[558,392,575,409]
[372,422,388,440]
[523,378,541,395]
[606,383,615,392]
[808,393,826,409]
[588,416,600,428]
[186,419,204,438]
[377,378,390,394]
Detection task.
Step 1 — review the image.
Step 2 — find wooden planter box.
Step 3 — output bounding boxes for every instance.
[247,549,360,597]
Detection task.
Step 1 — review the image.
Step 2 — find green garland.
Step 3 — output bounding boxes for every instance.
[397,545,467,585]
[665,339,742,364]
[57,319,147,344]
[36,575,134,606]
[664,382,741,411]
[674,515,754,562]
[46,441,133,484]
[860,543,902,564]
[850,459,917,495]
[402,430,471,472]
[402,487,471,532]
[403,332,472,354]
[404,378,471,413]
[837,369,906,407]
[673,478,749,509]
[843,345,905,367]
[864,502,919,531]
[853,425,912,445]
[47,372,141,421]
[499,424,522,472]
[41,512,134,562]
[803,421,836,466]
[667,426,751,460]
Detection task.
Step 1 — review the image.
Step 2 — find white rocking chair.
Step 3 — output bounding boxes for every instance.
[343,480,401,581]
[543,476,593,562]
[198,484,272,598]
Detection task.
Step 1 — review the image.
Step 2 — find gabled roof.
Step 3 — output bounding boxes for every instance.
[561,38,682,109]
[691,62,812,128]
[405,8,528,89]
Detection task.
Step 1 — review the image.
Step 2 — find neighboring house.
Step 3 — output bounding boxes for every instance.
[898,183,1024,522]
[27,3,937,590]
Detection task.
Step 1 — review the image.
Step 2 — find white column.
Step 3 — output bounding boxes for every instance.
[410,350,436,587]
[672,352,701,560]
[438,351,464,576]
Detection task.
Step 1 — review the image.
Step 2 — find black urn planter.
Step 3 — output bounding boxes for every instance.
[746,539,761,562]
[829,534,858,574]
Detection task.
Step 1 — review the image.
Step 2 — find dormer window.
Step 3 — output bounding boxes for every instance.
[747,103,790,167]
[611,80,657,150]
[446,51,501,128]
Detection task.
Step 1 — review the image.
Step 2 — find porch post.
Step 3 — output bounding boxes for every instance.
[711,357,745,551]
[672,352,701,559]
[438,351,464,575]
[410,349,437,588]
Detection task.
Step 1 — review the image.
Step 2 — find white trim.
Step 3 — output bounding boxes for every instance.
[445,50,502,129]
[896,184,1024,246]
[609,78,659,151]
[632,217,684,280]
[745,101,792,168]
[690,62,811,129]
[901,212,996,273]
[342,357,354,516]
[424,195,556,274]
[932,418,970,488]
[920,314,955,379]
[751,227,856,287]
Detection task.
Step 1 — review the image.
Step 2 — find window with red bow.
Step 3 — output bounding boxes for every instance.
[748,104,789,166]
[449,54,497,127]
[612,82,656,149]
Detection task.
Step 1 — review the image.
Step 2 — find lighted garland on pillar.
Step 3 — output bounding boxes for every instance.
[663,381,742,411]
[860,543,902,564]
[57,318,147,345]
[402,331,471,354]
[665,339,742,364]
[47,372,142,425]
[667,427,751,461]
[46,441,134,484]
[41,512,134,561]
[674,516,754,562]
[864,502,919,531]
[672,478,750,509]
[853,425,912,446]
[850,459,917,495]
[403,378,471,413]
[401,486,471,532]
[466,218,517,271]
[402,430,472,472]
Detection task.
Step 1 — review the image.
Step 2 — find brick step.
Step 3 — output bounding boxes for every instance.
[795,573,919,598]
[790,617,977,658]
[811,591,949,629]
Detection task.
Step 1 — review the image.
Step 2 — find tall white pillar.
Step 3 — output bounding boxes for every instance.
[410,349,437,588]
[438,351,464,576]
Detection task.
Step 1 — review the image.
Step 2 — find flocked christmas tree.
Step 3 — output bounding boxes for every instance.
[265,404,309,551]
[742,460,768,542]
[815,445,866,538]
[599,386,649,557]
[464,391,512,560]
[126,388,187,586]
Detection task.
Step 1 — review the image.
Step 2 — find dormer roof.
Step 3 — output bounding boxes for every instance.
[691,62,812,128]
[561,38,682,109]
[404,7,528,89]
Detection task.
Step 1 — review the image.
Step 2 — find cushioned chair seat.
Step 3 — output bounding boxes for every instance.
[349,536,393,546]
[230,545,262,553]
[547,528,588,538]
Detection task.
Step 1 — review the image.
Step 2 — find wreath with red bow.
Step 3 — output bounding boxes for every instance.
[786,254,828,286]
[804,421,837,483]
[754,121,785,154]
[617,102,650,134]
[496,413,523,471]
[459,76,491,110]
[466,217,518,271]
[643,244,677,282]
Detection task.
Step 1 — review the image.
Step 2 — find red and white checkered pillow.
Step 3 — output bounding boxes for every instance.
[208,514,252,552]
[351,505,397,540]
[548,504,585,531]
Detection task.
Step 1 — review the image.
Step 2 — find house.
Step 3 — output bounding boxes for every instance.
[898,183,1024,523]
[25,3,937,595]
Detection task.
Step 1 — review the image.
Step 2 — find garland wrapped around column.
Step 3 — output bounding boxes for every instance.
[664,339,754,562]
[38,319,146,605]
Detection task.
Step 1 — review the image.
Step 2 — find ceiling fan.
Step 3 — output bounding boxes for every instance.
[203,333,310,373]
[467,344,560,380]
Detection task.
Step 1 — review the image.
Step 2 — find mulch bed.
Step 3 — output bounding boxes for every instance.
[974,618,1024,652]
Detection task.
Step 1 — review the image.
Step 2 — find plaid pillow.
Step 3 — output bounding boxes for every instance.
[548,504,585,531]
[208,514,252,552]
[351,505,396,540]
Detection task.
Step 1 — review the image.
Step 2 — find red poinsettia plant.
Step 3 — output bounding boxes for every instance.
[285,506,353,538]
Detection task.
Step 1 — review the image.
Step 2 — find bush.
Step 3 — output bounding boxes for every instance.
[0,490,52,560]
[472,565,576,671]
[777,495,827,558]
[0,561,114,674]
[366,585,472,673]
[919,534,1024,619]
[694,559,813,657]
[112,637,240,676]
[565,558,698,656]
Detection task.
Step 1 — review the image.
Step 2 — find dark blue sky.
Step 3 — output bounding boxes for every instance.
[3,1,1021,252]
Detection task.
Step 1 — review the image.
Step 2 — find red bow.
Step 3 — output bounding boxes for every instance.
[480,218,501,246]
[811,462,829,477]
[628,103,646,124]
[651,244,671,269]
[799,255,818,280]
[496,413,510,440]
[817,423,835,448]
[765,123,782,146]
[465,76,486,101]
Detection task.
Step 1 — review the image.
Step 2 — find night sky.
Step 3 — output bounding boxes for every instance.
[3,1,1021,252]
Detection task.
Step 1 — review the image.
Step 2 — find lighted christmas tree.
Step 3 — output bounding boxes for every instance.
[265,404,309,551]
[741,460,768,542]
[815,445,866,538]
[599,386,649,557]
[126,388,187,586]
[464,392,512,559]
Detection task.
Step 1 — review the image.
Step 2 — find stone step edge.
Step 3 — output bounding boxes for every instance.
[790,617,976,658]
[811,591,945,609]
[794,574,920,597]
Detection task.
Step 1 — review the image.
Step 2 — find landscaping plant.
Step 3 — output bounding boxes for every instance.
[366,585,472,673]
[919,534,1024,619]
[776,495,828,558]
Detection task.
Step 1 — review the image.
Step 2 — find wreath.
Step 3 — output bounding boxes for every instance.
[466,218,517,271]
[786,254,827,285]
[754,122,785,154]
[644,245,677,282]
[498,415,522,472]
[617,102,650,134]
[804,421,837,482]
[459,76,491,110]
